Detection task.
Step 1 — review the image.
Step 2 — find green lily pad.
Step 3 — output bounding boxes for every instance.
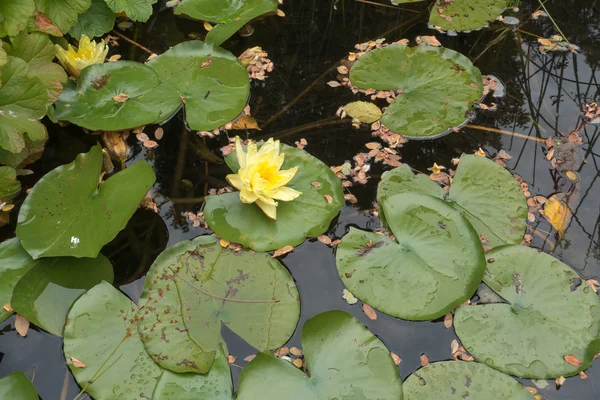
[349,44,483,138]
[236,310,403,400]
[0,238,37,323]
[16,144,155,258]
[174,0,279,46]
[0,1,35,37]
[54,41,250,131]
[105,0,157,22]
[454,245,600,379]
[0,166,21,202]
[377,155,527,248]
[0,57,48,154]
[64,281,232,400]
[429,0,510,33]
[69,0,116,39]
[11,252,114,336]
[0,135,47,168]
[337,193,485,320]
[4,32,68,103]
[138,235,299,374]
[204,144,344,252]
[34,0,92,33]
[404,361,535,400]
[0,372,38,400]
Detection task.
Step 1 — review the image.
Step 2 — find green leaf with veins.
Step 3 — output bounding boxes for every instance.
[64,281,232,400]
[455,245,600,379]
[104,0,157,22]
[0,166,21,202]
[0,0,35,37]
[236,310,403,400]
[349,44,482,139]
[429,0,510,33]
[404,361,535,400]
[69,0,116,38]
[0,238,36,323]
[337,193,485,320]
[174,0,279,46]
[34,0,92,33]
[138,235,300,374]
[16,145,155,258]
[0,372,38,400]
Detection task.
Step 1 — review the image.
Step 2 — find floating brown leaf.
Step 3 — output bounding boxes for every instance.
[70,357,86,368]
[272,245,294,258]
[15,314,30,337]
[390,352,401,365]
[564,355,582,367]
[112,93,129,103]
[362,303,377,320]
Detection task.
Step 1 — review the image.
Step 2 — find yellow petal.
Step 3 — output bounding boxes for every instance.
[256,198,277,220]
[246,139,258,166]
[257,137,280,159]
[240,188,258,203]
[272,166,299,188]
[257,194,277,206]
[268,186,302,201]
[226,173,244,191]
[235,136,246,170]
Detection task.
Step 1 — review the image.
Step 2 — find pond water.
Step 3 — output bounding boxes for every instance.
[1,0,599,399]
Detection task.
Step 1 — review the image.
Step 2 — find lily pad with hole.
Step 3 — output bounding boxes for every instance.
[349,44,482,139]
[0,371,38,399]
[404,361,535,400]
[454,245,600,379]
[16,144,155,258]
[138,235,300,374]
[204,144,344,252]
[429,0,510,33]
[337,193,485,320]
[0,238,36,323]
[236,310,403,399]
[11,251,114,336]
[174,0,279,46]
[64,281,232,400]
[377,155,527,248]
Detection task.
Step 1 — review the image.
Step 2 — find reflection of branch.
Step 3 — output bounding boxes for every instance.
[466,124,546,142]
[110,30,154,55]
[170,268,280,303]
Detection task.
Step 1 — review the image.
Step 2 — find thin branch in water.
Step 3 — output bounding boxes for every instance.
[169,197,206,204]
[466,124,547,143]
[110,30,155,56]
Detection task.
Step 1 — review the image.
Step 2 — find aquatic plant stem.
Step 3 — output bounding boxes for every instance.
[169,197,206,204]
[466,124,546,143]
[535,0,571,46]
[110,30,154,56]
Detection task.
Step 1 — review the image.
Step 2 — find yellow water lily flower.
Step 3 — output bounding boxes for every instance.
[55,35,108,78]
[226,137,302,220]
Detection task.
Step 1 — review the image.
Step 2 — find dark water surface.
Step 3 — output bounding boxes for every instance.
[1,0,599,399]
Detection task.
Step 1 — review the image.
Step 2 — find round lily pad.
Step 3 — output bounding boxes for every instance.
[64,281,232,400]
[349,44,483,139]
[404,361,535,400]
[16,145,155,258]
[377,155,527,248]
[429,0,510,33]
[174,0,279,46]
[0,371,38,399]
[0,238,36,323]
[205,144,344,251]
[236,310,403,400]
[454,245,600,379]
[337,192,485,320]
[138,235,300,374]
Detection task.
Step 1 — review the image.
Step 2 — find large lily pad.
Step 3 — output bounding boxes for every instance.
[349,45,483,139]
[337,193,485,320]
[429,0,510,33]
[0,238,37,323]
[64,281,232,400]
[54,41,250,131]
[377,155,527,248]
[16,144,155,258]
[204,144,344,252]
[0,166,21,202]
[0,1,35,37]
[69,0,116,39]
[105,0,157,22]
[236,310,403,400]
[138,235,300,373]
[403,361,535,400]
[0,372,38,400]
[11,252,114,336]
[174,0,279,46]
[454,245,600,379]
[34,0,92,33]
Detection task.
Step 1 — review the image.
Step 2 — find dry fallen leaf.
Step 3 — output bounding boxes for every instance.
[272,245,293,258]
[311,181,322,188]
[390,352,401,365]
[555,375,566,388]
[15,314,30,337]
[542,194,571,236]
[228,355,236,364]
[342,288,358,305]
[579,371,588,379]
[564,355,582,367]
[324,194,333,204]
[450,339,459,355]
[244,354,256,362]
[3,303,12,313]
[362,303,377,320]
[219,238,230,248]
[108,54,121,62]
[231,116,261,131]
[113,93,129,103]
[290,347,303,356]
[420,353,430,366]
[70,357,86,368]
[443,312,453,328]
[292,358,303,368]
[154,127,164,140]
[317,235,332,245]
[344,194,358,204]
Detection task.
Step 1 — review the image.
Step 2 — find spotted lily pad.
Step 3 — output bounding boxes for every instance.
[404,361,535,400]
[337,193,485,320]
[64,281,232,400]
[204,144,344,252]
[429,0,510,33]
[138,235,300,374]
[377,155,527,248]
[0,371,38,399]
[236,310,403,400]
[455,245,600,379]
[16,145,155,258]
[349,44,482,138]
[174,0,279,46]
[53,41,249,131]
